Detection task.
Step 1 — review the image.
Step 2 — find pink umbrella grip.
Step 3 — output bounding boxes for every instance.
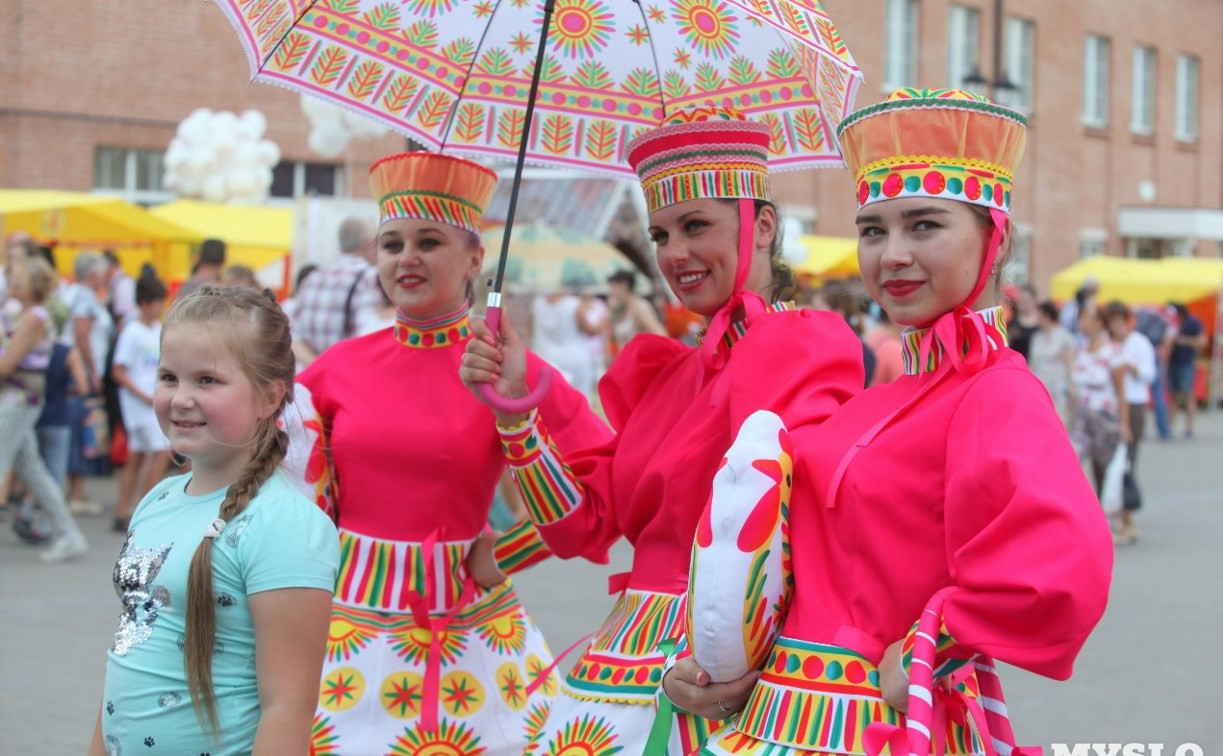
[478,302,553,414]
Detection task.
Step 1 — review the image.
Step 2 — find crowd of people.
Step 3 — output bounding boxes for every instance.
[0,86,1210,755]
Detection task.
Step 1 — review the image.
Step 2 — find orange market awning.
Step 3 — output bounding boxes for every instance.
[0,190,199,279]
[795,235,859,278]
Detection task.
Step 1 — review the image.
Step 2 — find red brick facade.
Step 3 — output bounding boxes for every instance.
[785,0,1223,291]
[1,0,1220,293]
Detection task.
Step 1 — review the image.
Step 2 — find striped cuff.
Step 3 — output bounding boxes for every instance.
[493,517,553,575]
[901,617,975,680]
[498,411,584,526]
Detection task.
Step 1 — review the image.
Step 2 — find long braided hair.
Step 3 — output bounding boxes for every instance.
[166,286,295,734]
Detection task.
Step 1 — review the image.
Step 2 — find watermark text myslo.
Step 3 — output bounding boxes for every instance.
[1052,745,1204,756]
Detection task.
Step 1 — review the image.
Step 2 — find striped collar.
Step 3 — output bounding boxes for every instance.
[393,307,472,349]
[900,306,1008,375]
[696,301,796,351]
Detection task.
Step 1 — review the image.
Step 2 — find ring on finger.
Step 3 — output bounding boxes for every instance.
[716,700,730,713]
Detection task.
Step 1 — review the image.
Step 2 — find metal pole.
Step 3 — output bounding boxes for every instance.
[490,0,557,295]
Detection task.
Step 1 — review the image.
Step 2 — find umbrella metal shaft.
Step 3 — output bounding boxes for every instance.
[490,0,558,297]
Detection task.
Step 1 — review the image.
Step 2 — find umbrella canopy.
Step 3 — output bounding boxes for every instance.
[1050,255,1223,306]
[215,0,861,174]
[149,199,294,281]
[795,233,857,277]
[480,221,631,293]
[0,190,199,279]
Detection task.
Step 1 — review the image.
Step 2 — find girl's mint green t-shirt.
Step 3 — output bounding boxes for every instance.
[101,472,338,754]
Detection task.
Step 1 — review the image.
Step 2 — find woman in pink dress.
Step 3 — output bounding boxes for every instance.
[295,152,612,755]
[460,107,864,754]
[669,89,1114,754]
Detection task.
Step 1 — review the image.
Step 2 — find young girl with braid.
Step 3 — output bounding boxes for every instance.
[89,286,339,755]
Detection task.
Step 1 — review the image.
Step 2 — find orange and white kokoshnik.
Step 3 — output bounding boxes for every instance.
[686,410,794,683]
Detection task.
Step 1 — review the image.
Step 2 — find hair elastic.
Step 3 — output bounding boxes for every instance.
[203,518,227,540]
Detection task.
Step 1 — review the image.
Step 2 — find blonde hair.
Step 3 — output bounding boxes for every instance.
[10,256,59,303]
[164,285,295,734]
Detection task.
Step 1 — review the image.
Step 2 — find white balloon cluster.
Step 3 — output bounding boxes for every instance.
[163,108,280,204]
[301,95,389,158]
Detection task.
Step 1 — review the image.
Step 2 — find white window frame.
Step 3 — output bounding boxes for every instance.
[93,146,174,205]
[1130,45,1156,135]
[1082,35,1111,128]
[1005,17,1036,113]
[948,6,981,92]
[1079,228,1108,259]
[884,0,920,91]
[1175,54,1199,142]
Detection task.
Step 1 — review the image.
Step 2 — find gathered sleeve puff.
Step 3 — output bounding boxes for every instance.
[727,309,864,431]
[281,373,339,521]
[940,364,1113,680]
[498,336,683,560]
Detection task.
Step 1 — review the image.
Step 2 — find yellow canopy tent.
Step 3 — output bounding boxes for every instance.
[795,235,859,277]
[149,200,294,291]
[0,190,198,279]
[1050,255,1223,305]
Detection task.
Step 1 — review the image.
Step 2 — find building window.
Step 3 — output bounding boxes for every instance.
[1079,229,1107,258]
[270,161,342,198]
[93,147,171,203]
[1005,17,1036,113]
[1082,35,1111,128]
[1130,45,1156,135]
[1175,54,1199,142]
[948,6,981,92]
[884,0,919,90]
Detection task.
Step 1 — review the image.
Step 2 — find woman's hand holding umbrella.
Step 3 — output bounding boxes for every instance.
[461,315,533,427]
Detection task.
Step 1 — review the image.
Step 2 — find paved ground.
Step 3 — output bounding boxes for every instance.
[2,414,1220,754]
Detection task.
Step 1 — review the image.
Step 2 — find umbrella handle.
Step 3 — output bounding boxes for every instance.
[477,303,553,413]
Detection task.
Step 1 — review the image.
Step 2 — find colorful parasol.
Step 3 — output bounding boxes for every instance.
[215,0,861,408]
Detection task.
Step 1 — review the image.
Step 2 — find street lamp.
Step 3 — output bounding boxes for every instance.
[962,0,1021,109]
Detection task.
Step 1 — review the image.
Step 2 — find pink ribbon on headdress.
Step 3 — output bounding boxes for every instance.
[700,199,766,369]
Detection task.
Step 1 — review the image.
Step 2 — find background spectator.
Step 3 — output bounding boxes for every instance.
[1029,300,1077,425]
[110,275,173,533]
[288,217,380,366]
[606,270,666,358]
[1071,304,1128,494]
[1006,283,1040,360]
[222,264,259,289]
[1167,302,1205,438]
[1134,305,1175,440]
[1105,300,1155,545]
[176,237,227,300]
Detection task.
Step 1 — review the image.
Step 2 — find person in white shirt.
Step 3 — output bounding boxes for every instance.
[111,276,173,532]
[1104,300,1155,545]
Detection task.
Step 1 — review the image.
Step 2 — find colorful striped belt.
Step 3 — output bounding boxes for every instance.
[565,588,686,704]
[334,528,472,615]
[733,636,983,755]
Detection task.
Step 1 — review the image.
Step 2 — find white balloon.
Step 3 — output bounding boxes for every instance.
[227,168,259,195]
[308,123,350,158]
[343,110,389,140]
[165,108,277,203]
[255,141,280,167]
[201,174,227,202]
[239,109,267,138]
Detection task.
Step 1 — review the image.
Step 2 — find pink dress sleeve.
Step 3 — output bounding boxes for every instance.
[941,364,1113,679]
[498,336,682,561]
